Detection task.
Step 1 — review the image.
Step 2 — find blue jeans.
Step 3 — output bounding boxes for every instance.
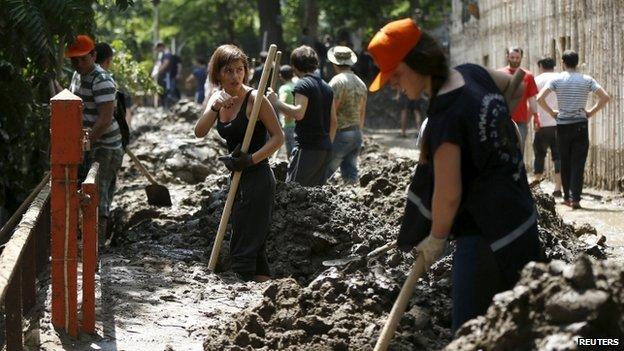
[284,126,295,158]
[516,122,528,154]
[325,128,362,182]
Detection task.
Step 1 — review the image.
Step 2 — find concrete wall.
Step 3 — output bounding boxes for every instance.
[450,0,624,190]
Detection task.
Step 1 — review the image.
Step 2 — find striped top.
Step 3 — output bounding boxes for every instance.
[546,71,601,125]
[70,65,122,149]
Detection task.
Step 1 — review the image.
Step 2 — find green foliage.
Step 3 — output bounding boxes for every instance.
[109,40,162,96]
[0,0,132,216]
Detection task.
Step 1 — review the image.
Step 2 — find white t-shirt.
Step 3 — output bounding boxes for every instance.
[535,72,558,127]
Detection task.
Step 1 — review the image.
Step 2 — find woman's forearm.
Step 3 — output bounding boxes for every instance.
[251,132,284,164]
[195,108,217,137]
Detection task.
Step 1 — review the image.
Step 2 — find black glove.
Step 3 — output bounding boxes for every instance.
[218,144,254,172]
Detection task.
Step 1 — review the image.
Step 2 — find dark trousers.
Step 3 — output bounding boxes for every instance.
[452,226,542,332]
[230,163,275,279]
[557,122,589,202]
[532,126,560,174]
[286,147,330,186]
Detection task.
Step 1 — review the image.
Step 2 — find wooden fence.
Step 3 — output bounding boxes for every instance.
[450,0,624,190]
[0,180,50,350]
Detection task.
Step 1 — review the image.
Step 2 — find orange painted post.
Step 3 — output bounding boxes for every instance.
[80,162,99,334]
[50,89,83,337]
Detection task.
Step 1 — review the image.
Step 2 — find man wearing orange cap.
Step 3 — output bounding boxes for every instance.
[367,18,543,335]
[67,35,123,245]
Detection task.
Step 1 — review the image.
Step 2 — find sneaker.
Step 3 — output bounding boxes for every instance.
[562,199,572,206]
[571,202,582,210]
[552,190,562,198]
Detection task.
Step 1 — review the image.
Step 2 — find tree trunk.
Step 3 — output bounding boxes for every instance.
[257,0,285,52]
[303,0,319,42]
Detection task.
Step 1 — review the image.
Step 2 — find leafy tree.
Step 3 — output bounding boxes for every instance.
[0,0,131,223]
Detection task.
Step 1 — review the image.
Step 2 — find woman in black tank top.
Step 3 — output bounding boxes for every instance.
[367,19,543,335]
[194,45,284,282]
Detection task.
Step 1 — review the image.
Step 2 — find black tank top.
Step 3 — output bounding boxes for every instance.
[216,89,269,166]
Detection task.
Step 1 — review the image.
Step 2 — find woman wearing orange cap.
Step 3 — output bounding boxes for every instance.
[367,19,543,333]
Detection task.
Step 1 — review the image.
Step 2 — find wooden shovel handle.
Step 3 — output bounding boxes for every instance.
[125,148,158,185]
[374,254,426,351]
[367,241,398,258]
[270,51,282,91]
[208,44,279,271]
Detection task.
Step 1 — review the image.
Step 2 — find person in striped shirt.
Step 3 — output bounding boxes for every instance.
[66,35,124,244]
[537,50,610,209]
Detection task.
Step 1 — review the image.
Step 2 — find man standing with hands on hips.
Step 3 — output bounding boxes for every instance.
[537,50,610,209]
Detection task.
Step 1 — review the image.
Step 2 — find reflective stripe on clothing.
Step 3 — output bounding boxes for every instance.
[407,190,432,220]
[490,209,537,252]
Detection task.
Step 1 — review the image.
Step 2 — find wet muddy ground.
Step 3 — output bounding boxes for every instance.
[26,101,624,350]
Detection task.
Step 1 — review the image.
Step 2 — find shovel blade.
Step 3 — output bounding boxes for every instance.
[145,184,172,207]
[322,255,361,267]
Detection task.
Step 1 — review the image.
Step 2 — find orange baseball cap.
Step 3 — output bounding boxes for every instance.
[367,18,421,92]
[65,35,95,58]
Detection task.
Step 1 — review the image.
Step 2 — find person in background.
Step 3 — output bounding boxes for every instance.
[194,44,284,282]
[154,42,181,108]
[277,65,297,158]
[267,45,337,186]
[186,57,208,104]
[537,50,610,209]
[367,18,543,333]
[324,46,367,183]
[67,36,124,246]
[497,46,538,153]
[533,57,562,197]
[249,51,268,88]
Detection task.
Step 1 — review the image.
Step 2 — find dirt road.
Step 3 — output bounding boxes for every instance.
[25,109,623,350]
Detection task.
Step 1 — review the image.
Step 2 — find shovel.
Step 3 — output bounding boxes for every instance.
[374,254,426,351]
[207,44,279,271]
[322,241,397,267]
[125,148,172,207]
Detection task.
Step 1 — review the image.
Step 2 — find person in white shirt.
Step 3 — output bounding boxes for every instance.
[533,57,562,197]
[537,50,610,209]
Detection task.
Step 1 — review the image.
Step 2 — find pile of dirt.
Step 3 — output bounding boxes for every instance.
[445,255,624,350]
[110,103,611,350]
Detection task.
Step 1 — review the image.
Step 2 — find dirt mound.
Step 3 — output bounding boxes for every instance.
[110,105,611,350]
[445,255,624,350]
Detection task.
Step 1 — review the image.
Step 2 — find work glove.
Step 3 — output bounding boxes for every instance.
[414,234,447,270]
[218,144,254,172]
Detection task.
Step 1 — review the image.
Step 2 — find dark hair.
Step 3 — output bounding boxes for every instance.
[279,65,294,80]
[196,57,208,66]
[208,44,250,85]
[537,56,555,70]
[402,32,449,104]
[290,45,318,73]
[562,50,579,68]
[154,42,165,49]
[402,31,449,163]
[95,43,113,64]
[506,46,524,56]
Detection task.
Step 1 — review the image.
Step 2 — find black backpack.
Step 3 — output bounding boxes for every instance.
[114,91,130,148]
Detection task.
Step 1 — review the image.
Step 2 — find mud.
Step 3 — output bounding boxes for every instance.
[445,255,624,350]
[96,101,612,350]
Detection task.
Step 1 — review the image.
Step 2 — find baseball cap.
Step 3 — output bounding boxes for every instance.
[65,35,95,58]
[367,18,421,92]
